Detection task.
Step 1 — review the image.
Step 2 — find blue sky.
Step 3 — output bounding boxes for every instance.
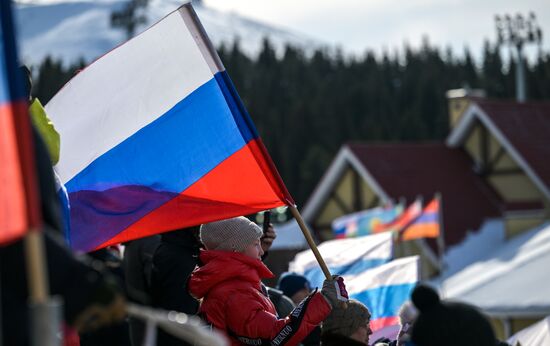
[204,0,550,62]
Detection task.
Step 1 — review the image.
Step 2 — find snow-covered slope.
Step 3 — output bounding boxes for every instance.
[15,0,325,67]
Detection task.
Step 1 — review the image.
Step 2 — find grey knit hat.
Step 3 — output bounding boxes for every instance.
[200,216,263,252]
[322,299,371,336]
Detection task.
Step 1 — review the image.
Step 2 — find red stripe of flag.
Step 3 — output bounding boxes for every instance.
[1,0,42,245]
[96,139,287,248]
[373,199,422,234]
[0,100,41,244]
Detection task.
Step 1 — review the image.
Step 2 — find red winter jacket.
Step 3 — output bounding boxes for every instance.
[189,250,331,346]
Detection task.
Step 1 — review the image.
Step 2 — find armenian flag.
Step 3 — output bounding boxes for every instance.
[400,197,440,241]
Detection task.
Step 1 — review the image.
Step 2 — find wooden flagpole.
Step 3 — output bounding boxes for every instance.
[24,229,49,303]
[288,205,332,280]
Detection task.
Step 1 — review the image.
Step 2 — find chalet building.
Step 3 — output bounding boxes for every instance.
[296,91,550,338]
[302,91,550,258]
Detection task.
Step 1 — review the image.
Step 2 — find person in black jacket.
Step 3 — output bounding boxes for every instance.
[123,235,161,346]
[150,227,201,346]
[409,285,496,346]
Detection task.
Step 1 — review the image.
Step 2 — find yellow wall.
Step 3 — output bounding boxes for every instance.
[462,121,544,202]
[448,97,472,128]
[464,125,482,163]
[494,152,519,170]
[316,198,344,240]
[360,177,378,208]
[505,215,547,239]
[315,169,353,226]
[488,135,501,160]
[489,175,542,201]
[314,167,380,240]
[490,317,542,340]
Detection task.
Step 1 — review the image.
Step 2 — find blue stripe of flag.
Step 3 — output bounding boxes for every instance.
[214,71,258,141]
[350,282,415,320]
[65,71,259,250]
[66,72,255,194]
[411,211,437,224]
[304,258,389,288]
[1,0,26,104]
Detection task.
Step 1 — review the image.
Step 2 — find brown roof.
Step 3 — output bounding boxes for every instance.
[347,142,502,247]
[476,99,550,193]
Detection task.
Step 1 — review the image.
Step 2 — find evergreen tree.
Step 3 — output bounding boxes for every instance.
[110,0,150,40]
[31,37,550,205]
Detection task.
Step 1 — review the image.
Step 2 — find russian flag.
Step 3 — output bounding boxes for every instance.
[400,197,440,241]
[45,4,293,251]
[289,232,393,288]
[346,256,419,340]
[0,0,41,244]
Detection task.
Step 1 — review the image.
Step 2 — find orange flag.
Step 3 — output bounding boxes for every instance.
[400,198,440,241]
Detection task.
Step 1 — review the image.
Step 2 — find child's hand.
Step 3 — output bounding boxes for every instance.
[321,275,348,308]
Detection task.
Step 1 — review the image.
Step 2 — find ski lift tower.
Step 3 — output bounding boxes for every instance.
[495,13,542,102]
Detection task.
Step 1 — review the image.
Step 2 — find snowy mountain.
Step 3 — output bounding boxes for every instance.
[15,0,326,67]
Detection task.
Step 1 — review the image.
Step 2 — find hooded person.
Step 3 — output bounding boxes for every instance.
[321,299,373,346]
[278,272,312,305]
[189,216,348,346]
[410,284,496,346]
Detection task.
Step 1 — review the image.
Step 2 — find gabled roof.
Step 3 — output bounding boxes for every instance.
[301,145,392,222]
[302,142,503,248]
[346,143,502,247]
[447,98,550,200]
[301,98,550,250]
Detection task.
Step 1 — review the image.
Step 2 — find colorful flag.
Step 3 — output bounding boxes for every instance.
[45,4,293,251]
[288,232,393,288]
[332,205,403,238]
[400,197,440,241]
[0,0,41,245]
[374,198,422,234]
[346,256,419,335]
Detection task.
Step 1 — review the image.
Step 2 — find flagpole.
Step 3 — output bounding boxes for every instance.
[288,205,332,280]
[25,229,63,346]
[435,192,446,271]
[24,230,49,302]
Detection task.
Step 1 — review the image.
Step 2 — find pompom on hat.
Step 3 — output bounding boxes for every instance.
[410,284,496,346]
[200,216,263,252]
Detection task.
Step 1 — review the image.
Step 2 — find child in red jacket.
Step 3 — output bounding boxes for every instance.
[189,216,347,346]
